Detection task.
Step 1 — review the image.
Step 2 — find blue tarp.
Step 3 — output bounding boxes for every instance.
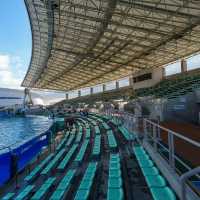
[0,151,11,186]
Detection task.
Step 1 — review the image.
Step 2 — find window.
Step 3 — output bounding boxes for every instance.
[133,73,152,83]
[164,61,181,76]
[105,81,116,91]
[118,77,129,87]
[93,85,103,93]
[187,54,200,71]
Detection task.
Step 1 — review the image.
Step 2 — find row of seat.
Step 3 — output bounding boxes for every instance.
[92,135,101,156]
[50,170,75,200]
[107,130,117,148]
[107,154,124,200]
[75,139,89,162]
[118,126,133,141]
[133,146,176,200]
[74,162,97,200]
[57,144,78,170]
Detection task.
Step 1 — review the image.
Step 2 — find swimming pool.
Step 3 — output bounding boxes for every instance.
[0,115,52,150]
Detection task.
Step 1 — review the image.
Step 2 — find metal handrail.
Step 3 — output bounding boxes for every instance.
[180,167,200,200]
[144,118,200,148]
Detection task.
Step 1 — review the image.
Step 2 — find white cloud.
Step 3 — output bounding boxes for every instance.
[0,55,10,70]
[0,54,24,89]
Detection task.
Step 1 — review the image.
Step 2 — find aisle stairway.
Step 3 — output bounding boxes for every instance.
[1,114,177,200]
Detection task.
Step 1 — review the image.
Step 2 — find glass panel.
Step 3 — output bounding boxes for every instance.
[118,77,129,87]
[165,61,181,76]
[187,54,200,71]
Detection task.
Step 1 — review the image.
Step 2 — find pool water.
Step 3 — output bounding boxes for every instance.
[0,115,52,149]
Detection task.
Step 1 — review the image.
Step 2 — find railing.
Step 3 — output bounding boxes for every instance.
[101,109,200,200]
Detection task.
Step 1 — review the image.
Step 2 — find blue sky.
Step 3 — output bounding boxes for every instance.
[0,0,31,89]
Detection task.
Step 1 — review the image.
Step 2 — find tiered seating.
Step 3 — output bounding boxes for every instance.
[1,115,179,200]
[57,144,78,170]
[56,133,69,152]
[133,146,176,200]
[25,154,54,182]
[107,130,117,148]
[118,126,133,141]
[75,131,82,143]
[74,162,97,200]
[75,140,89,162]
[92,135,101,156]
[66,133,75,146]
[50,170,75,200]
[31,177,56,199]
[41,149,66,175]
[1,192,15,200]
[15,185,34,200]
[107,154,124,200]
[94,126,100,134]
[85,128,91,139]
[102,122,110,130]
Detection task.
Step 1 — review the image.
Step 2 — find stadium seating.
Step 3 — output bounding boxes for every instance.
[1,114,177,200]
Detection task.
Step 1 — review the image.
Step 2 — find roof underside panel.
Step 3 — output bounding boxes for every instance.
[22,0,200,91]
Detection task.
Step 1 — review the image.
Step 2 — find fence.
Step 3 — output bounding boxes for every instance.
[101,109,200,200]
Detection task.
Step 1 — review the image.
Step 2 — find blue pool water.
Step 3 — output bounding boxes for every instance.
[0,115,52,150]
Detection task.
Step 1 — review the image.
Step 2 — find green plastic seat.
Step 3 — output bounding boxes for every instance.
[79,180,92,190]
[31,177,56,199]
[107,188,123,200]
[138,159,154,168]
[109,169,121,178]
[150,187,176,200]
[134,146,146,156]
[50,190,65,200]
[2,192,15,200]
[41,149,65,175]
[25,154,53,182]
[145,175,166,187]
[136,153,149,161]
[74,189,89,200]
[57,145,78,170]
[15,185,34,200]
[108,178,122,188]
[50,170,75,199]
[141,167,159,176]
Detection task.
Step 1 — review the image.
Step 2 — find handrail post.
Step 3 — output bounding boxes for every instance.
[153,125,157,151]
[143,119,147,141]
[168,131,175,170]
[180,166,200,200]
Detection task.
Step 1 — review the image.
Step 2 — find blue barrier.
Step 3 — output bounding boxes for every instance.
[0,151,11,187]
[0,127,53,188]
[13,131,50,172]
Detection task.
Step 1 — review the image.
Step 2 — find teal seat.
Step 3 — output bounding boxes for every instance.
[74,189,89,200]
[57,144,78,170]
[145,175,166,187]
[2,192,15,200]
[134,146,146,156]
[79,180,92,189]
[15,185,34,200]
[109,169,121,178]
[150,187,176,200]
[108,177,122,188]
[74,162,97,200]
[25,154,53,182]
[75,140,89,162]
[141,167,159,176]
[138,159,154,168]
[31,177,56,200]
[136,153,149,161]
[50,190,65,200]
[50,170,75,200]
[41,149,65,175]
[107,188,123,200]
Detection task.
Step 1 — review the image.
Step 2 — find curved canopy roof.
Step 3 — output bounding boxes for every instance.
[22,0,200,91]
